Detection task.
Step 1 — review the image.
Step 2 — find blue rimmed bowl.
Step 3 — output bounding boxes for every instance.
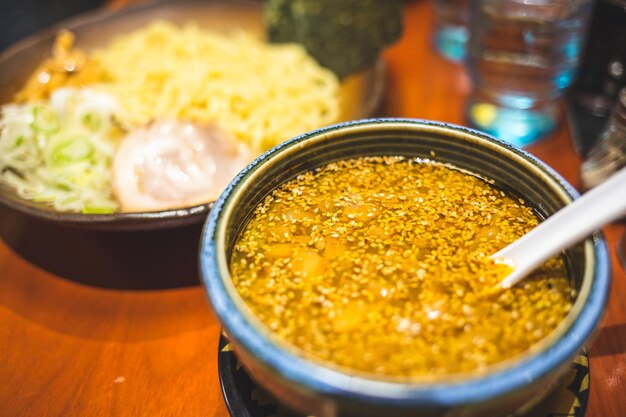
[199,118,610,417]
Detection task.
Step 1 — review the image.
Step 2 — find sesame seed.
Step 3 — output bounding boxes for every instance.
[230,156,573,378]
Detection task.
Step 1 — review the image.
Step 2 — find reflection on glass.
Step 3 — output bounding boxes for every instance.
[431,0,470,62]
[465,0,594,147]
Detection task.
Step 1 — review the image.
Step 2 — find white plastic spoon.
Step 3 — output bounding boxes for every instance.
[494,166,626,289]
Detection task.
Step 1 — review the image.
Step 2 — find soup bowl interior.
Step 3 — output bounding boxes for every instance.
[199,119,610,417]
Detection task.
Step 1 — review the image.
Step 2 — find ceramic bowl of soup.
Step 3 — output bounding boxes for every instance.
[199,118,610,417]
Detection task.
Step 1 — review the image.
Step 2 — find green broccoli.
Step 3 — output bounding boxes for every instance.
[264,0,404,79]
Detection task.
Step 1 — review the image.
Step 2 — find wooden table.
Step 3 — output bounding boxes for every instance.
[1,1,624,416]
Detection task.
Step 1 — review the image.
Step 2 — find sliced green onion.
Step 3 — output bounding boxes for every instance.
[82,113,103,132]
[82,206,115,214]
[31,106,60,134]
[33,194,57,203]
[1,97,120,213]
[50,136,94,165]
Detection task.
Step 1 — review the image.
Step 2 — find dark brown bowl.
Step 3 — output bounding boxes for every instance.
[0,0,385,231]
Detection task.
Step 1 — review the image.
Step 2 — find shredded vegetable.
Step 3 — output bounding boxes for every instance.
[0,88,122,213]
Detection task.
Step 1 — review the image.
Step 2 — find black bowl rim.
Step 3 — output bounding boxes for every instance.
[199,118,610,407]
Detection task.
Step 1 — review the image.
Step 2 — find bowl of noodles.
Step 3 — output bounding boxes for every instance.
[0,0,386,230]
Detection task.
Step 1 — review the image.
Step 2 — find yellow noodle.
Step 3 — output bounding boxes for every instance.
[93,21,340,152]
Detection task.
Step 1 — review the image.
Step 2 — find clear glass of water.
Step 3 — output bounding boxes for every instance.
[431,0,470,62]
[465,0,594,147]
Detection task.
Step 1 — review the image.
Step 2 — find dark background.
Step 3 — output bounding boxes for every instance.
[1,0,106,51]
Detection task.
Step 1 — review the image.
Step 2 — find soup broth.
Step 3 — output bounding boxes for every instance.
[230,156,574,378]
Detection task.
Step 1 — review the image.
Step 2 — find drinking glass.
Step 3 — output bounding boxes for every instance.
[465,0,594,147]
[431,0,470,62]
[580,88,626,190]
[580,88,626,273]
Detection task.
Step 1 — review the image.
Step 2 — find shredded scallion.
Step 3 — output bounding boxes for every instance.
[0,88,122,213]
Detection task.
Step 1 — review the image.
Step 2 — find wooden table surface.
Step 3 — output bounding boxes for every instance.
[1,1,625,416]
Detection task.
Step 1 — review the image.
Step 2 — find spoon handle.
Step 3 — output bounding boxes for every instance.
[495,167,626,288]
